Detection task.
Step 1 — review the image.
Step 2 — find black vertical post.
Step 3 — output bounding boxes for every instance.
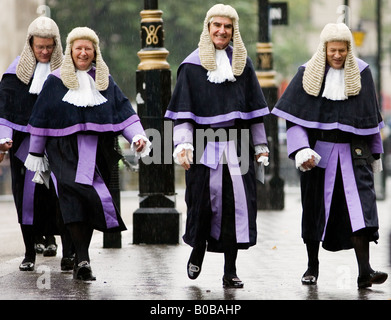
[256,0,284,210]
[376,0,386,200]
[133,0,180,244]
[103,137,122,248]
[376,0,382,112]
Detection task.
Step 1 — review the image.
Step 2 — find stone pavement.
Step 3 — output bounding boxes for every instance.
[0,180,390,305]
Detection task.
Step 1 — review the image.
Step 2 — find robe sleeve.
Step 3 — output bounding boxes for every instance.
[368,132,383,156]
[250,122,267,146]
[173,122,193,147]
[29,134,47,155]
[0,124,13,140]
[121,120,145,144]
[286,123,310,159]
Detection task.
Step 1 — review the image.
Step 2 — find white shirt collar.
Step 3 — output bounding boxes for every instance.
[322,68,348,101]
[62,68,107,107]
[29,62,51,94]
[207,48,236,84]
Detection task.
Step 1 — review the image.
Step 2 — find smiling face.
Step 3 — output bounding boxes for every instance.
[326,41,348,69]
[71,39,95,70]
[209,16,233,50]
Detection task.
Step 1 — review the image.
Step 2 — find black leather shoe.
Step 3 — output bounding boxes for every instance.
[43,244,57,257]
[61,256,75,271]
[222,275,244,288]
[19,258,35,271]
[187,261,201,280]
[358,271,388,288]
[301,266,319,285]
[301,274,318,285]
[34,243,45,254]
[73,261,96,281]
[186,246,206,280]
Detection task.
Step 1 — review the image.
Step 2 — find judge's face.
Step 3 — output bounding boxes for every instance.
[32,37,55,63]
[326,41,348,69]
[71,39,95,70]
[209,16,233,50]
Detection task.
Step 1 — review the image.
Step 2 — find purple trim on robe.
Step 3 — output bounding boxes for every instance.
[202,140,250,243]
[51,172,58,196]
[27,114,140,137]
[182,48,201,66]
[75,135,98,185]
[165,109,269,125]
[13,136,35,225]
[4,57,19,75]
[51,68,61,78]
[286,125,310,158]
[250,123,267,145]
[314,141,334,169]
[22,170,36,225]
[0,118,28,133]
[74,134,119,229]
[272,108,384,136]
[209,161,223,239]
[226,141,250,243]
[173,122,194,146]
[322,143,366,239]
[121,120,145,143]
[92,172,119,229]
[356,58,369,72]
[0,124,13,139]
[201,141,226,170]
[181,46,233,67]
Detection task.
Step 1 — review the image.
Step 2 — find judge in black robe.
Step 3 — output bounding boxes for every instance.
[165,4,270,288]
[25,27,150,281]
[0,17,71,272]
[271,23,387,288]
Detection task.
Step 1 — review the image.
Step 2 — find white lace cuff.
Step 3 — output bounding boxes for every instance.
[131,134,152,159]
[254,144,269,155]
[0,137,11,154]
[173,143,194,165]
[0,137,12,144]
[24,154,49,172]
[372,158,383,173]
[295,148,321,172]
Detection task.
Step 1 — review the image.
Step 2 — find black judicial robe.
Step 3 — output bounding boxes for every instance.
[165,47,269,252]
[0,57,59,233]
[27,68,142,232]
[272,60,384,251]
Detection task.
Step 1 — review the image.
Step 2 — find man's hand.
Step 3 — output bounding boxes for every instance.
[134,139,145,153]
[301,155,316,171]
[178,149,193,170]
[255,152,269,163]
[0,139,12,163]
[0,139,12,152]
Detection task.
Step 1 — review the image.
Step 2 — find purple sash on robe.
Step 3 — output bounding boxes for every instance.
[200,140,250,243]
[75,134,119,229]
[14,136,35,225]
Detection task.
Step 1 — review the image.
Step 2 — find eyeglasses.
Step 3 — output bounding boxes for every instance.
[33,45,55,51]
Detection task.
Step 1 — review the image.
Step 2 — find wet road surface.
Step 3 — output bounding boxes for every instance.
[0,183,390,305]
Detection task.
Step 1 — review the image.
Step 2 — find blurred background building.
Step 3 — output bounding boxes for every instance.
[0,0,390,194]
